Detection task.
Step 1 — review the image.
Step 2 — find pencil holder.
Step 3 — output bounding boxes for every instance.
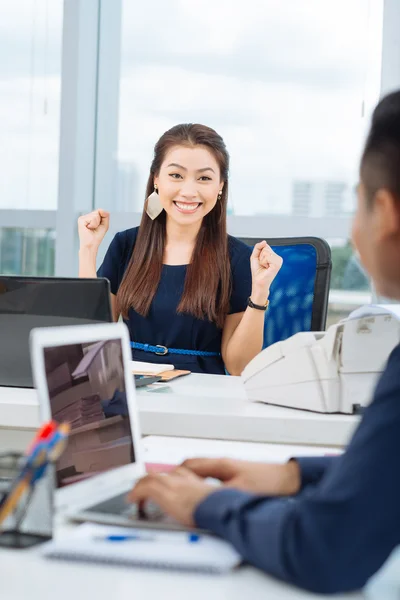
[0,451,53,548]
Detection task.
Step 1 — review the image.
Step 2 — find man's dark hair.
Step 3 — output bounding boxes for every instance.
[361,90,400,205]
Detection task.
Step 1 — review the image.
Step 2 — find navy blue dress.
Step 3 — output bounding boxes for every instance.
[97,227,252,374]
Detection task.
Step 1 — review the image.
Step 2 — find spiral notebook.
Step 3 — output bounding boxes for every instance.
[42,523,241,574]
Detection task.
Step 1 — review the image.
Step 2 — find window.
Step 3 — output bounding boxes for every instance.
[0,228,55,276]
[328,241,371,326]
[116,0,383,218]
[0,0,62,276]
[107,0,383,321]
[0,0,63,211]
[4,0,387,327]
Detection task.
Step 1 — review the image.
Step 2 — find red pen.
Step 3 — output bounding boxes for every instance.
[26,420,57,455]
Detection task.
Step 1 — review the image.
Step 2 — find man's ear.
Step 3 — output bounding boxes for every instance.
[374,188,400,241]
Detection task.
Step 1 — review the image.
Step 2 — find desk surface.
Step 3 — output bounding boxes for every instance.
[136,374,359,446]
[3,514,398,599]
[142,435,341,467]
[0,374,359,449]
[0,542,364,600]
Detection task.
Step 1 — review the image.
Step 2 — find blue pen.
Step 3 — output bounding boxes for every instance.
[98,534,154,542]
[95,533,200,543]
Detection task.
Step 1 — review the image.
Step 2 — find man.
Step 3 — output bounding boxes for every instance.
[129,91,400,594]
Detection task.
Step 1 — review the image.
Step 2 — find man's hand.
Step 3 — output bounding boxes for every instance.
[181,458,301,496]
[127,467,215,528]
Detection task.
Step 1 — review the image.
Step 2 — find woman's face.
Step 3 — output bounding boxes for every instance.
[154,144,223,227]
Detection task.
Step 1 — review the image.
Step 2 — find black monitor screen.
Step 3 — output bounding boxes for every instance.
[0,277,112,388]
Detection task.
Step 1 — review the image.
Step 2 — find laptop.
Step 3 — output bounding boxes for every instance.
[30,322,195,532]
[0,276,112,388]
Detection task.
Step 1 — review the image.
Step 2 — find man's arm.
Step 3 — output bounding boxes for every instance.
[294,455,339,490]
[195,387,400,594]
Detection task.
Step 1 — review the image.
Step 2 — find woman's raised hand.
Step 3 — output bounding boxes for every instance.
[78,209,110,251]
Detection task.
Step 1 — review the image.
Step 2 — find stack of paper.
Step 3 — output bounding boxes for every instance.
[129,360,175,375]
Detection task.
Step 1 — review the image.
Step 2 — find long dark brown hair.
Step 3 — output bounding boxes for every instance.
[116,123,231,329]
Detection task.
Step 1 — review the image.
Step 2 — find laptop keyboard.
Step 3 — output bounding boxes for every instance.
[88,492,167,522]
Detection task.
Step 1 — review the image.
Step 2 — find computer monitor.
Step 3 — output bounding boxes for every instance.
[0,276,112,388]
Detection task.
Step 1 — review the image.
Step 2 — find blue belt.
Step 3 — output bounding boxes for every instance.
[130,342,220,357]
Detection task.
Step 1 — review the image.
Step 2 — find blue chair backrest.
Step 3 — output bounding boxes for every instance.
[240,237,331,348]
[265,243,316,347]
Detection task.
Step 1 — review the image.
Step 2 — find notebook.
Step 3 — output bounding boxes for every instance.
[130,360,191,381]
[42,523,241,574]
[130,360,174,374]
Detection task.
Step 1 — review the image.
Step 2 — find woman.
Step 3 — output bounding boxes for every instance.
[78,123,282,375]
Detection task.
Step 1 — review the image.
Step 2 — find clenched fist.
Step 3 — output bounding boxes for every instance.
[77,209,110,251]
[250,241,283,305]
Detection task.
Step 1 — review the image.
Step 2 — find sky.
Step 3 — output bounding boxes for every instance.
[0,0,383,215]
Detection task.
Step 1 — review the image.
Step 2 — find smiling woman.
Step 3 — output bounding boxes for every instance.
[78,123,283,375]
[116,126,232,331]
[162,157,218,217]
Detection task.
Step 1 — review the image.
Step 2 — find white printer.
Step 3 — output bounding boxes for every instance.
[242,305,400,414]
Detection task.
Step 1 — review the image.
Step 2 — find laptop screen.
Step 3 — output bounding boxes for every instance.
[42,338,135,488]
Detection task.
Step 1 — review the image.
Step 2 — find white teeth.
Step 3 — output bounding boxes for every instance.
[175,202,200,212]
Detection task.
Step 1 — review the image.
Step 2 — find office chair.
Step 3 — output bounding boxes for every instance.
[239,237,332,348]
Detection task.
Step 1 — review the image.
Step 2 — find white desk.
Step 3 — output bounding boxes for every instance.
[136,375,359,447]
[0,386,39,451]
[142,435,341,466]
[2,512,398,599]
[0,540,364,600]
[0,374,359,452]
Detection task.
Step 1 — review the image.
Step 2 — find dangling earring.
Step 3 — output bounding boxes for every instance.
[216,190,224,223]
[146,184,163,220]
